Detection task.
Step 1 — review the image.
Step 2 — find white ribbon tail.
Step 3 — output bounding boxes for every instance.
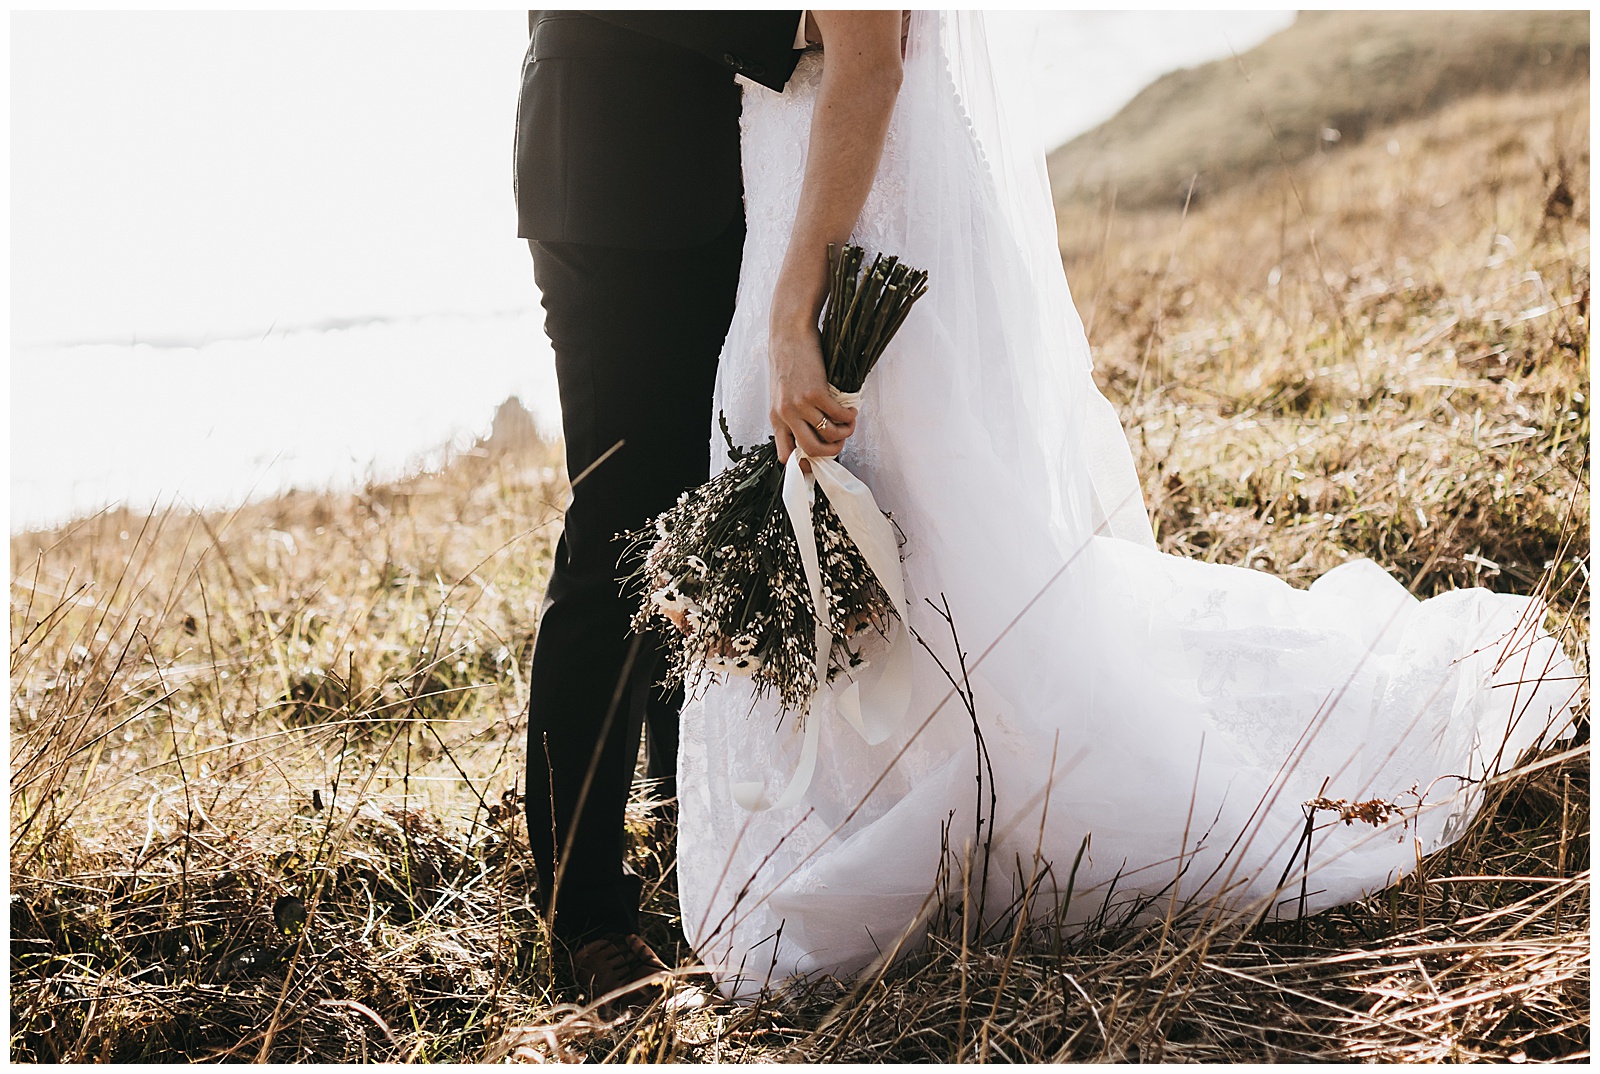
[810,456,912,745]
[736,449,911,812]
[783,451,834,700]
[731,709,821,813]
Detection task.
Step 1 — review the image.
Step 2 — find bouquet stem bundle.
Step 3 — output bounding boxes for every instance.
[628,244,928,718]
[823,244,930,393]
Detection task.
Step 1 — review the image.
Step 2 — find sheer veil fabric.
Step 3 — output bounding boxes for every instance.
[675,11,1577,1000]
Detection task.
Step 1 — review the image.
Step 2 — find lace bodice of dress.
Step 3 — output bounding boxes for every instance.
[736,50,823,263]
[737,49,920,249]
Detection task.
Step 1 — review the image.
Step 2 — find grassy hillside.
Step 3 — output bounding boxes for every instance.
[1048,9,1589,211]
[1063,82,1588,602]
[9,72,1589,1063]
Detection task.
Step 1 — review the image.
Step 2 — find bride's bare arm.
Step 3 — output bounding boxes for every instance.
[768,10,903,465]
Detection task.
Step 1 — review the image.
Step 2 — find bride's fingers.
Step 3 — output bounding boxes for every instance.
[811,411,855,444]
[774,423,797,464]
[817,414,858,447]
[793,419,841,460]
[819,412,857,441]
[775,423,816,473]
[780,397,849,445]
[814,394,857,429]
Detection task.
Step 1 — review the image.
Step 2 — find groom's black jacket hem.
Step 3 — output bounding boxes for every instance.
[515,10,802,250]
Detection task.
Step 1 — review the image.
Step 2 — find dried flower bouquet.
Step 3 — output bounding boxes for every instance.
[627,244,929,718]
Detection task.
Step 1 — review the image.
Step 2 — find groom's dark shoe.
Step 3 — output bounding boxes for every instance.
[570,933,709,1017]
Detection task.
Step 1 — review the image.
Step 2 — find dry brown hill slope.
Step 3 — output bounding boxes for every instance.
[1048,9,1589,211]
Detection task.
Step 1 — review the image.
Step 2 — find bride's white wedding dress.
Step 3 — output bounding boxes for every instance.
[676,12,1577,1000]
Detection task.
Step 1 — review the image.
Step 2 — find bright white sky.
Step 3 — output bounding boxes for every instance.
[11,10,1293,348]
[11,11,536,348]
[10,10,1296,529]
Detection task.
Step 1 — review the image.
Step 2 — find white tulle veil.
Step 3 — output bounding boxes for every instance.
[917,11,1155,550]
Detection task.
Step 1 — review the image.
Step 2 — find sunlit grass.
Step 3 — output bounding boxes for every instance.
[10,84,1588,1062]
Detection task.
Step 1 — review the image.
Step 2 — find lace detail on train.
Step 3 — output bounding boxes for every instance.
[676,13,1578,1002]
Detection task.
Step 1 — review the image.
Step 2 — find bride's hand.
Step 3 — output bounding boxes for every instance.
[769,321,856,466]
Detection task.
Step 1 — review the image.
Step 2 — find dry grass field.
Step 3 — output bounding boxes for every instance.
[10,61,1589,1067]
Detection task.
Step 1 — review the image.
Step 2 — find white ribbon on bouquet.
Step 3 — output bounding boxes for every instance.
[732,393,915,813]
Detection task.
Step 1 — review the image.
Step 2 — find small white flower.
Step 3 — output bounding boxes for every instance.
[651,585,687,613]
[732,633,758,653]
[685,555,709,578]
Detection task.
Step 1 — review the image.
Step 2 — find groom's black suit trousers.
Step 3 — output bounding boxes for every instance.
[523,221,743,943]
[516,8,799,947]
